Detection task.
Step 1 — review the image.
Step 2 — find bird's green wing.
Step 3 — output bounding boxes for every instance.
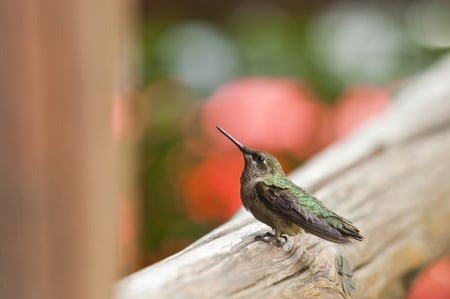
[256,177,363,243]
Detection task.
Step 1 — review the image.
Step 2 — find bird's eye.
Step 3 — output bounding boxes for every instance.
[257,155,265,163]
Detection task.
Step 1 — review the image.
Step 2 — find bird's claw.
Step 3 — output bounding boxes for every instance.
[274,235,288,247]
[255,232,288,247]
[255,232,275,243]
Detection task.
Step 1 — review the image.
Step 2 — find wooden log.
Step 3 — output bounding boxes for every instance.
[115,56,450,299]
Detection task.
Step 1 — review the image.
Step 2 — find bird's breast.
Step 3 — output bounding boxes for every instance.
[240,180,278,229]
[240,181,256,211]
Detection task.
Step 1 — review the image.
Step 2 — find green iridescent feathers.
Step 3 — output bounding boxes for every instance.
[257,177,364,243]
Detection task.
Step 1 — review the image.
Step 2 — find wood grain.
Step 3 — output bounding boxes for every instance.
[115,56,450,299]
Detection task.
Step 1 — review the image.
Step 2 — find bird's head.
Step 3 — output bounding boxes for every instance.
[217,126,285,180]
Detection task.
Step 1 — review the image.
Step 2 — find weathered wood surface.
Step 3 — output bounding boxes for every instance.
[115,56,450,299]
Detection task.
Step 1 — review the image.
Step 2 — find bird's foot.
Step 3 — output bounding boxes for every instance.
[273,235,288,247]
[255,232,289,248]
[255,232,275,243]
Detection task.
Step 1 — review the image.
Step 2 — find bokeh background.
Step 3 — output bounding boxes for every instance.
[116,1,450,298]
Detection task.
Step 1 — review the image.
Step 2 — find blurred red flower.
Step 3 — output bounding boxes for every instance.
[333,85,390,139]
[201,77,326,159]
[183,153,243,223]
[408,257,450,299]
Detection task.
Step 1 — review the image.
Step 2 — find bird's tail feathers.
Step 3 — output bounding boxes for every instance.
[329,215,364,241]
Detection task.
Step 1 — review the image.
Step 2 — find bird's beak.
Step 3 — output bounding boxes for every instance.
[216,126,251,154]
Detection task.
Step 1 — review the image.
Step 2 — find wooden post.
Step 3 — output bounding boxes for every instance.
[0,1,126,298]
[115,56,450,299]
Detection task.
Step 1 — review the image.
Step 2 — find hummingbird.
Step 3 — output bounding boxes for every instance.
[217,126,364,247]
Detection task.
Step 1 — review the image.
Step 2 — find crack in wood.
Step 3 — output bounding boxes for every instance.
[336,255,355,296]
[269,265,311,287]
[227,273,272,296]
